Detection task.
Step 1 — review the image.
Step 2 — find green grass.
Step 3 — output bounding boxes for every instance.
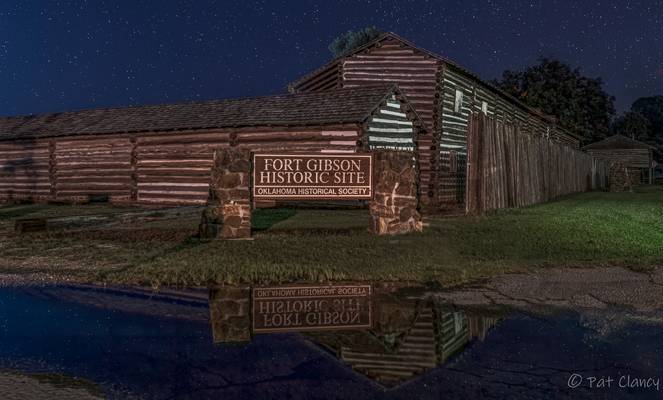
[251,208,297,231]
[437,187,663,268]
[0,202,134,221]
[267,209,370,232]
[1,186,662,288]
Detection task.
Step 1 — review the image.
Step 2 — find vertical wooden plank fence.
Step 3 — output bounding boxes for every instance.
[466,114,608,214]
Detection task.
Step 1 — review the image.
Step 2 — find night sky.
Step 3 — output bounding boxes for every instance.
[1,0,661,117]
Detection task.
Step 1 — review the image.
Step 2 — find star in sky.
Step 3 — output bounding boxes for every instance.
[0,0,661,116]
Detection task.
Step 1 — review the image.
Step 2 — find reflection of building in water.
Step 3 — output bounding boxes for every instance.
[207,285,502,388]
[339,305,437,386]
[330,301,500,387]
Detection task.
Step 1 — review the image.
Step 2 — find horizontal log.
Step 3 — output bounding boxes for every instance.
[136,161,212,169]
[55,168,132,176]
[235,130,356,141]
[56,183,131,190]
[138,191,208,199]
[55,151,132,159]
[0,171,50,178]
[54,188,130,194]
[0,150,50,157]
[236,142,350,149]
[56,176,132,184]
[137,182,209,189]
[54,135,132,143]
[0,144,50,151]
[56,162,131,169]
[136,168,211,176]
[0,190,51,195]
[344,60,438,66]
[365,49,417,55]
[138,176,210,184]
[137,197,206,205]
[136,153,214,162]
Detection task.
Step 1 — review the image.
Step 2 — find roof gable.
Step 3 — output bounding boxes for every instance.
[582,134,655,150]
[288,32,581,138]
[288,32,434,92]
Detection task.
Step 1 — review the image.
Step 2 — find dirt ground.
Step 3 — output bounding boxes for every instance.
[425,266,663,317]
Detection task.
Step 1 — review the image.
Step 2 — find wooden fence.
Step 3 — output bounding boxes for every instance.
[466,114,608,214]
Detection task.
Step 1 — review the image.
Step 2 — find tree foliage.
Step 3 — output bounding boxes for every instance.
[494,58,616,143]
[631,96,663,159]
[328,27,382,58]
[611,111,651,142]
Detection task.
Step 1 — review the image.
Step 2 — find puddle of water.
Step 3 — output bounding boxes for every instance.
[0,284,662,399]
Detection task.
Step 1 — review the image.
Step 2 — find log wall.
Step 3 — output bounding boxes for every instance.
[54,136,133,203]
[292,38,583,214]
[135,131,228,205]
[0,125,361,206]
[466,114,608,214]
[438,66,582,211]
[365,95,417,151]
[585,148,652,184]
[585,148,651,169]
[341,38,441,209]
[289,62,341,93]
[0,139,51,202]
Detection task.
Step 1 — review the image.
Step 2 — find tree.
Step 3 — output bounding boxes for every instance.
[631,96,663,159]
[493,58,616,143]
[328,27,382,58]
[611,111,651,142]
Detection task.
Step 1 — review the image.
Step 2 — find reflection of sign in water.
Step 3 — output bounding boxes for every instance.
[252,153,373,200]
[252,285,372,333]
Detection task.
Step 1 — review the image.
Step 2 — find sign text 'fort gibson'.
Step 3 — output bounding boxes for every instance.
[252,285,372,333]
[253,153,373,200]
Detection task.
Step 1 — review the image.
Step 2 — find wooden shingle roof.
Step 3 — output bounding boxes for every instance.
[582,134,655,150]
[0,84,424,141]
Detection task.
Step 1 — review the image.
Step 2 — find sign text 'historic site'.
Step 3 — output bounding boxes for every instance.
[252,285,372,333]
[252,153,373,200]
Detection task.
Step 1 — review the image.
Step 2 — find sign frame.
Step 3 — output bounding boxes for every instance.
[252,152,374,201]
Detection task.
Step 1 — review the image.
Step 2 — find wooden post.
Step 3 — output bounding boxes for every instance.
[466,113,484,215]
[130,136,138,202]
[48,139,57,201]
[649,150,654,185]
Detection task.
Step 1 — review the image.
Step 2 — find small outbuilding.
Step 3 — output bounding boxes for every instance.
[583,134,656,185]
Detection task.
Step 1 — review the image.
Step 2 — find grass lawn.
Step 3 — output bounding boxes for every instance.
[1,185,662,288]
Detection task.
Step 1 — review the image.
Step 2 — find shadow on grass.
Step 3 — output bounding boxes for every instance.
[0,204,49,219]
[251,208,297,231]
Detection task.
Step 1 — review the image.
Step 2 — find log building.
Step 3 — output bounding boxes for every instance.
[583,134,655,184]
[289,32,582,212]
[0,84,425,205]
[1,32,587,211]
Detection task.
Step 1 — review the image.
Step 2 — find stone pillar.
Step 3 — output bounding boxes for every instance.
[208,286,251,343]
[608,162,633,193]
[369,150,423,235]
[199,148,252,239]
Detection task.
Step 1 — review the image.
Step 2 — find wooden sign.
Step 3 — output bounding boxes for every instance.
[252,285,372,333]
[252,153,373,200]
